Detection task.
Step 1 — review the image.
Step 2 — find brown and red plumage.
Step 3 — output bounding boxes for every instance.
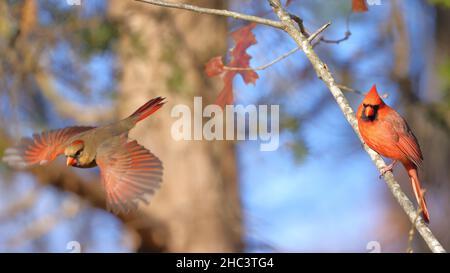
[357,85,430,223]
[3,97,166,214]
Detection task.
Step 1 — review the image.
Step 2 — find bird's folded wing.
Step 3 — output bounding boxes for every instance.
[2,126,94,168]
[386,111,423,168]
[96,135,163,214]
[397,133,423,168]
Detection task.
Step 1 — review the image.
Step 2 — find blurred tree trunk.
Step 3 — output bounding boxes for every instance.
[108,0,242,252]
[424,4,450,248]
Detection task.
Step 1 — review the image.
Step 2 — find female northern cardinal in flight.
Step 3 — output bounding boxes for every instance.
[3,97,166,214]
[357,85,430,222]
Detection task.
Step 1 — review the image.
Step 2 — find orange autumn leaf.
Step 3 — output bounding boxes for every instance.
[215,72,235,110]
[204,23,259,107]
[205,56,224,77]
[352,0,368,12]
[229,23,259,85]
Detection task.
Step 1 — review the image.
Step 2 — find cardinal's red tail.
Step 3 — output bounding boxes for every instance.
[129,97,166,123]
[407,166,430,223]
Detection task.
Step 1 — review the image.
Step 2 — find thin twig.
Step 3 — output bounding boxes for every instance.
[135,0,284,29]
[224,47,300,72]
[222,23,330,73]
[336,84,388,98]
[320,31,352,44]
[289,13,309,36]
[269,0,445,253]
[312,12,352,48]
[286,8,351,48]
[222,23,330,72]
[307,22,331,43]
[312,31,352,48]
[336,84,365,96]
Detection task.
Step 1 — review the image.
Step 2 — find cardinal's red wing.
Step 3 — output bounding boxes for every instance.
[96,135,163,214]
[386,111,423,168]
[3,126,94,168]
[397,132,423,168]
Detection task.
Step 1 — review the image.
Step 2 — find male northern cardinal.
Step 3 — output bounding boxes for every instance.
[3,97,166,214]
[357,85,430,222]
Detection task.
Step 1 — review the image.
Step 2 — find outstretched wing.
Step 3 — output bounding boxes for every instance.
[96,135,163,214]
[2,126,94,168]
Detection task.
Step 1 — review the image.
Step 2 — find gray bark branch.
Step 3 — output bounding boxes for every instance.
[135,0,283,29]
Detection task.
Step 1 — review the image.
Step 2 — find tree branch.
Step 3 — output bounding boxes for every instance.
[312,13,352,48]
[268,0,445,253]
[29,163,166,252]
[336,84,365,96]
[222,22,332,72]
[0,190,37,223]
[406,202,423,253]
[307,22,331,43]
[135,0,284,29]
[224,47,300,72]
[5,197,81,248]
[317,31,351,45]
[34,68,114,124]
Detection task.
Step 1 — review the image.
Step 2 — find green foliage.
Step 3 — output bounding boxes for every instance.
[290,141,308,164]
[0,138,7,159]
[128,31,147,57]
[437,58,450,107]
[160,41,186,93]
[280,115,307,163]
[428,0,450,8]
[77,20,119,58]
[167,65,186,93]
[280,115,300,132]
[0,7,15,40]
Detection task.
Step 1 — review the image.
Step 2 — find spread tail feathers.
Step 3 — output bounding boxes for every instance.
[408,167,430,223]
[129,97,166,123]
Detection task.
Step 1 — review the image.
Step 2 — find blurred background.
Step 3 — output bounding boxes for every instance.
[0,0,449,252]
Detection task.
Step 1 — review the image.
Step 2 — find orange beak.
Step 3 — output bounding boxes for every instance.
[66,157,77,166]
[364,106,374,117]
